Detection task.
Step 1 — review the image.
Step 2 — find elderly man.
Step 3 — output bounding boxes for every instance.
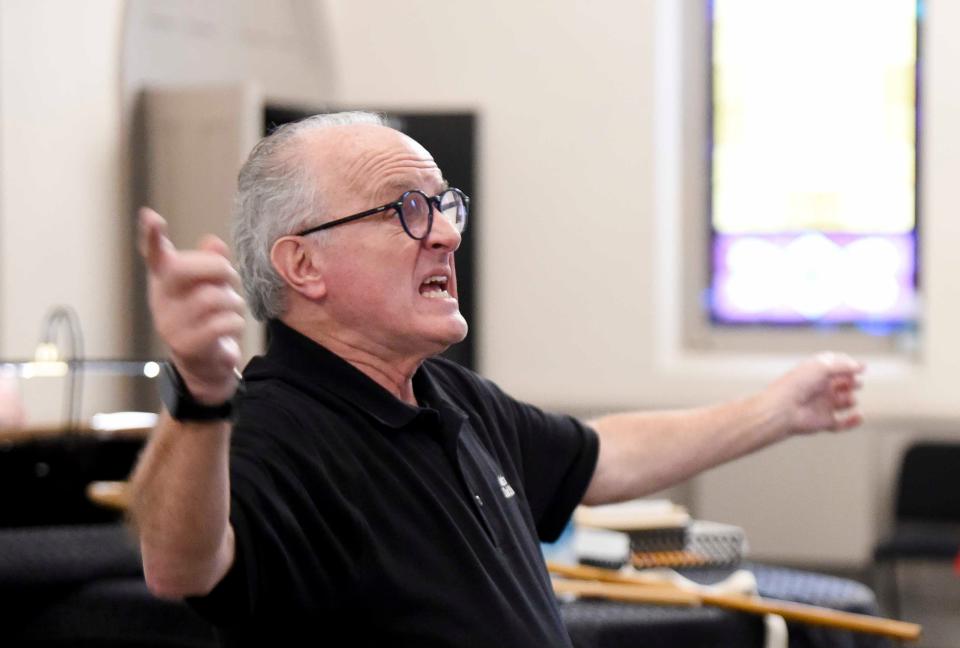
[130,111,863,647]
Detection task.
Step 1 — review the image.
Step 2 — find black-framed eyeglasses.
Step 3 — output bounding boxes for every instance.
[296,188,470,241]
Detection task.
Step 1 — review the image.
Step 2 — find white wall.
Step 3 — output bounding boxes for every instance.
[0,0,130,425]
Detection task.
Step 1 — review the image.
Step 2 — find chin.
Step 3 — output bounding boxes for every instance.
[447,314,469,344]
[423,315,469,352]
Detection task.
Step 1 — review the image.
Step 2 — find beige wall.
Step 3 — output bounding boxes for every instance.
[0,0,130,424]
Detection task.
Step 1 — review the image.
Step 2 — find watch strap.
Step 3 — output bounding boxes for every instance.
[159,362,239,422]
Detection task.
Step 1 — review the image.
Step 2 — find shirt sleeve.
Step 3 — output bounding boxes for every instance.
[513,403,599,542]
[472,376,599,543]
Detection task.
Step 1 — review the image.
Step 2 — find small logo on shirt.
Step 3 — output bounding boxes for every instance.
[497,474,515,499]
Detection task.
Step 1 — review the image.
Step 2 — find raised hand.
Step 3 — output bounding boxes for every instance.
[138,207,245,404]
[765,352,865,435]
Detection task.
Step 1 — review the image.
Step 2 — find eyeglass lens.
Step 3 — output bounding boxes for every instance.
[400,190,467,240]
[401,192,430,239]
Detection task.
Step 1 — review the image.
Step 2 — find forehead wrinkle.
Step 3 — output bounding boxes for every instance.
[344,148,439,195]
[377,170,447,200]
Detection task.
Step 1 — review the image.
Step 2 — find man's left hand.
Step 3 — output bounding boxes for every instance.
[765,352,865,435]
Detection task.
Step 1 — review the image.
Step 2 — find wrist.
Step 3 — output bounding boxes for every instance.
[170,358,239,405]
[749,390,793,441]
[160,362,242,422]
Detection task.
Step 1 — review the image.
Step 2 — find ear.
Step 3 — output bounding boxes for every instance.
[270,236,327,301]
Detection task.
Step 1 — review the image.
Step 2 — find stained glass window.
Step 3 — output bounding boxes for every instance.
[709,0,920,328]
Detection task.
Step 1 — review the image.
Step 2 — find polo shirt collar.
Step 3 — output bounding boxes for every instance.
[245,320,463,429]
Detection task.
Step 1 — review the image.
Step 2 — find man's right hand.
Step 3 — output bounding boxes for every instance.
[138,207,246,405]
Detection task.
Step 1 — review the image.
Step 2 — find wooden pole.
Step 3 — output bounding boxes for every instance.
[547,561,921,642]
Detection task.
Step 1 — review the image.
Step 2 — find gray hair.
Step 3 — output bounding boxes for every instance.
[233,111,387,321]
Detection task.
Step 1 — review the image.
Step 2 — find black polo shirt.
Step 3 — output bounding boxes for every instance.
[189,320,598,647]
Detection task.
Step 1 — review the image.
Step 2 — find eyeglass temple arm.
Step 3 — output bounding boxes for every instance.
[297,203,400,237]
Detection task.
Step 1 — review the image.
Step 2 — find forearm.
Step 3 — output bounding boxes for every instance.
[128,411,234,598]
[580,353,864,506]
[582,393,788,505]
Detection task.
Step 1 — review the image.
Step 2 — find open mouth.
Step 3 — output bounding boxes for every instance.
[419,275,451,300]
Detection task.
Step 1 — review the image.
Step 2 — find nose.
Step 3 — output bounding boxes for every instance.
[424,211,462,252]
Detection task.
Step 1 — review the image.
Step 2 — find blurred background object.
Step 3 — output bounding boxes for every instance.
[873,441,960,646]
[0,366,26,431]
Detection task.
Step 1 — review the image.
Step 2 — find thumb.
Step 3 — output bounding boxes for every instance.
[138,207,175,273]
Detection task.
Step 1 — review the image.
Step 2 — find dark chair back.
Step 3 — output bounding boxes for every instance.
[0,435,143,527]
[895,442,960,523]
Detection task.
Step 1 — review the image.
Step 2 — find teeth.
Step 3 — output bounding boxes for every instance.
[421,275,451,299]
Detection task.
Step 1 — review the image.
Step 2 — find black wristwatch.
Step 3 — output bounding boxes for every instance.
[158,362,240,422]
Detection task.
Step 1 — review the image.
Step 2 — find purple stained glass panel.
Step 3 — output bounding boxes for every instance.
[710,233,917,325]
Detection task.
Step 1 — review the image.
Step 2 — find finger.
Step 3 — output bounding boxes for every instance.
[829,375,863,392]
[830,387,856,407]
[831,392,857,410]
[176,283,246,324]
[816,351,865,376]
[217,335,242,369]
[169,312,245,364]
[829,375,851,390]
[201,314,246,368]
[138,207,175,274]
[833,369,865,387]
[831,409,863,431]
[158,292,244,339]
[162,252,242,293]
[206,311,246,341]
[830,375,860,396]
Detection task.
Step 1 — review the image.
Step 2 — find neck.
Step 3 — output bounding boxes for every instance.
[280,316,424,406]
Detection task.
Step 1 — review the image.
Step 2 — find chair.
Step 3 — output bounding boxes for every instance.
[0,433,143,527]
[873,441,960,622]
[0,523,218,646]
